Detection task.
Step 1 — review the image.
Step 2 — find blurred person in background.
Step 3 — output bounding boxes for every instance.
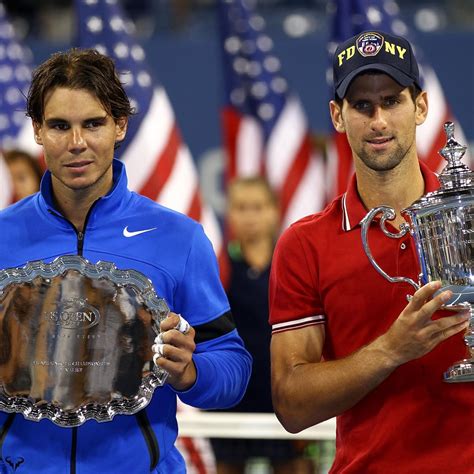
[3,149,43,202]
[211,176,314,474]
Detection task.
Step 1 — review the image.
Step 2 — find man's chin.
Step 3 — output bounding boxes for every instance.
[61,178,96,192]
[360,153,405,172]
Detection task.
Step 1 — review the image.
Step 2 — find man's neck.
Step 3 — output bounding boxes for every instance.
[51,177,113,232]
[355,156,424,228]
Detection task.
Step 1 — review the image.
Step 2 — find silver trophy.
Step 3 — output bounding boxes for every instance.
[361,122,474,383]
[0,255,170,427]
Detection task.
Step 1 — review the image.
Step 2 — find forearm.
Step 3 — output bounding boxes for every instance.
[271,284,468,433]
[272,334,399,433]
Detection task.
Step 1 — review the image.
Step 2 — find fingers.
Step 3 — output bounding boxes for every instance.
[174,315,190,335]
[407,282,452,321]
[425,312,470,344]
[152,341,165,365]
[152,312,197,391]
[153,313,194,365]
[385,282,470,365]
[159,312,191,334]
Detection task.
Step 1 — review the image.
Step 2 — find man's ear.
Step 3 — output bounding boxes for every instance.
[32,121,43,145]
[115,117,128,142]
[415,90,428,126]
[329,100,345,133]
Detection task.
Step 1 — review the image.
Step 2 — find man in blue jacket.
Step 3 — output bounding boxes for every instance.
[0,48,251,473]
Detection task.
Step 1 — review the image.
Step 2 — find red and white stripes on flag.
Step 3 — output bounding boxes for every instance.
[223,95,326,231]
[219,0,326,232]
[121,87,223,255]
[417,66,470,173]
[76,0,222,258]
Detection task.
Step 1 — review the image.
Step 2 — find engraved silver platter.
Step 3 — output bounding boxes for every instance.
[0,255,170,427]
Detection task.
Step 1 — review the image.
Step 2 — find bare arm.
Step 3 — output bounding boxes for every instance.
[271,282,469,433]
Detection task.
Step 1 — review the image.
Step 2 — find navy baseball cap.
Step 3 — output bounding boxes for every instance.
[333,30,421,99]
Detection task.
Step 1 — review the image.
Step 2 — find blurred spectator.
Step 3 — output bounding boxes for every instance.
[3,149,42,202]
[212,176,314,474]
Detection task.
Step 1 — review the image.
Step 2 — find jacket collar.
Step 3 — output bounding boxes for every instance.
[39,159,130,223]
[341,161,440,231]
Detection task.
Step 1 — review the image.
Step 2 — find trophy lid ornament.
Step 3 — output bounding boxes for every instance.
[438,121,473,190]
[405,122,474,212]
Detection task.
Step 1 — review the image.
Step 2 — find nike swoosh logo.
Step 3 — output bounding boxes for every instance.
[123,226,157,238]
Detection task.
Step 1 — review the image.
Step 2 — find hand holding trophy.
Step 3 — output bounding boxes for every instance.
[361,122,474,382]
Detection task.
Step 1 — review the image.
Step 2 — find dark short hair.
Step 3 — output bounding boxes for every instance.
[27,48,134,123]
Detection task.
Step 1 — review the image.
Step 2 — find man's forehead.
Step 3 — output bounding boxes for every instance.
[43,87,108,117]
[345,72,406,99]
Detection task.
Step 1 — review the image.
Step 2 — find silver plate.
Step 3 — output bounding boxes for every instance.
[0,255,169,427]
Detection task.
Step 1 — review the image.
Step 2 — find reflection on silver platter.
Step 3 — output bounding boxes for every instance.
[0,255,170,427]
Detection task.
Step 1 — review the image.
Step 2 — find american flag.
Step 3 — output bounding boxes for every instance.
[218,0,326,231]
[325,0,471,200]
[0,1,40,208]
[76,0,222,260]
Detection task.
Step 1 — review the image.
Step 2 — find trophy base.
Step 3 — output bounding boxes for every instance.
[444,359,474,382]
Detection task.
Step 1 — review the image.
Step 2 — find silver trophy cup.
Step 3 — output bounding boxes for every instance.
[0,255,170,426]
[361,122,474,383]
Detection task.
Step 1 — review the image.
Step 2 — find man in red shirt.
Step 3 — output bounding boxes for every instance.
[269,30,473,473]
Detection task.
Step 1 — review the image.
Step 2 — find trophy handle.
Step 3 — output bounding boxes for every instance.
[360,206,419,291]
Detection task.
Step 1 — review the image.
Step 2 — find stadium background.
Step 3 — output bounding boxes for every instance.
[3,0,473,218]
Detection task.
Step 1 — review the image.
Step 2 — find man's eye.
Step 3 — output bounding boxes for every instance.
[85,120,105,128]
[353,102,370,111]
[52,123,69,130]
[384,98,399,107]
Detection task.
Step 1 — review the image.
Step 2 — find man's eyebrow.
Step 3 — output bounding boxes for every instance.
[346,96,370,104]
[346,91,403,103]
[83,116,108,122]
[383,92,403,99]
[44,117,68,124]
[44,115,108,124]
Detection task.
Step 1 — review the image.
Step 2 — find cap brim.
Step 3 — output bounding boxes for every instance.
[335,64,416,99]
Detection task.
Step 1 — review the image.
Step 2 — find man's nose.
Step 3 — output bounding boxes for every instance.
[68,128,86,153]
[370,106,388,131]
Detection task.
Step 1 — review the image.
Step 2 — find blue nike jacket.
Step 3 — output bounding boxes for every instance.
[0,159,252,473]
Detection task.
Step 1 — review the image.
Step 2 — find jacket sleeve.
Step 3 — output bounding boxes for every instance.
[171,224,252,409]
[172,328,252,409]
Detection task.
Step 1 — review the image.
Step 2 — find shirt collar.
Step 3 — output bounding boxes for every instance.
[341,161,440,232]
[39,158,128,215]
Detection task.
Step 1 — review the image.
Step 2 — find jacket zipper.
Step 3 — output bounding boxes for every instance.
[77,231,84,255]
[135,410,160,471]
[70,427,77,474]
[48,202,98,473]
[47,200,97,257]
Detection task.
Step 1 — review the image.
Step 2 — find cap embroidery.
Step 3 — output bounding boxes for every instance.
[356,31,384,57]
[333,30,418,99]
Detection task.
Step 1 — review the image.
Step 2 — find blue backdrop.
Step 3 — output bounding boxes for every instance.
[27,27,474,165]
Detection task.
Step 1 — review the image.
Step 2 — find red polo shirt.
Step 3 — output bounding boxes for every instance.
[270,162,474,473]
